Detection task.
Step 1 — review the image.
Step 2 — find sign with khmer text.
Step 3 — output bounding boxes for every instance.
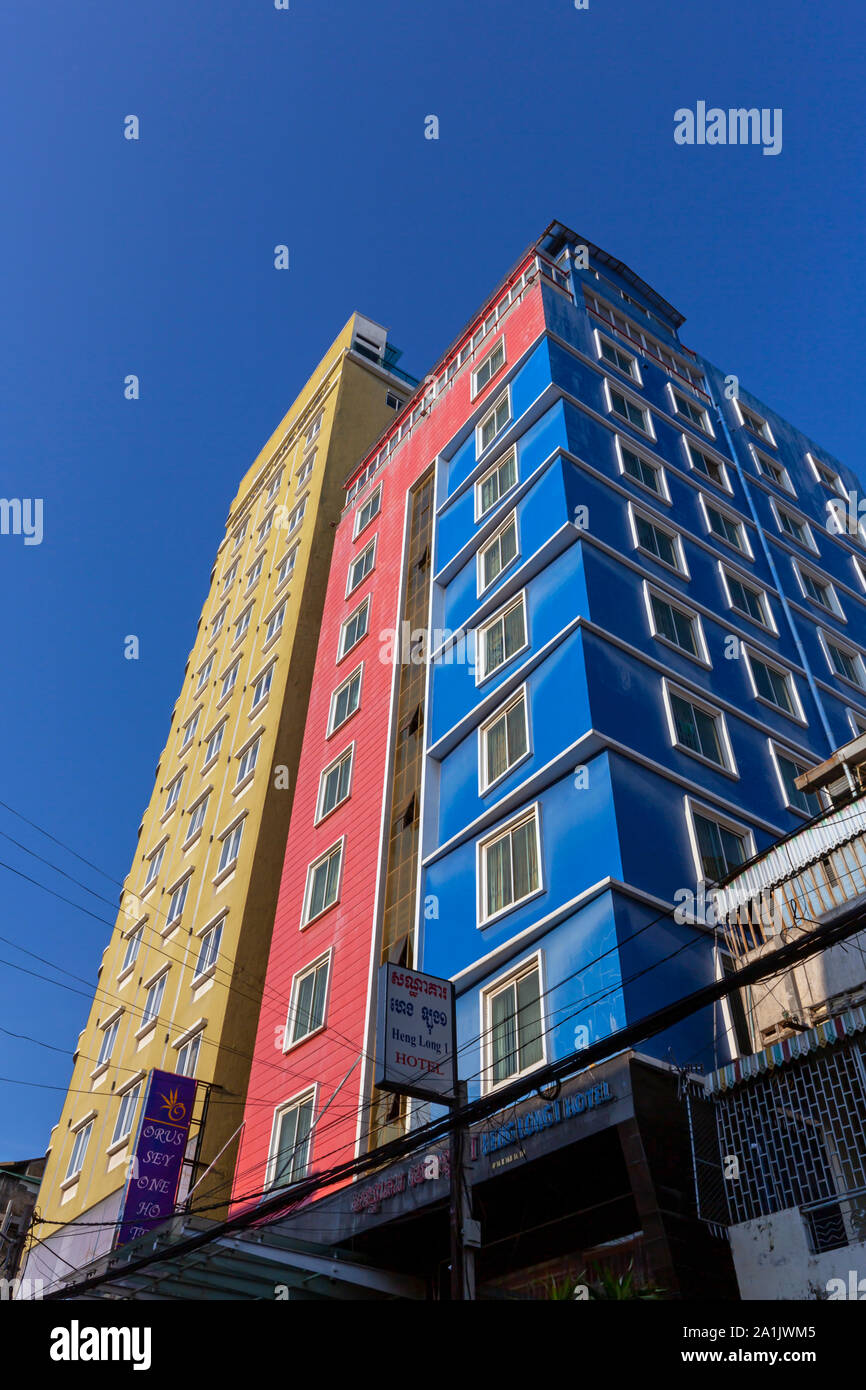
[375,965,456,1102]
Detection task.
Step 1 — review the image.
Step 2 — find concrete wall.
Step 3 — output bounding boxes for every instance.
[730,1206,866,1300]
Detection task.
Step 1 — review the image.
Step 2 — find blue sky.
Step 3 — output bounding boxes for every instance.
[0,0,863,1155]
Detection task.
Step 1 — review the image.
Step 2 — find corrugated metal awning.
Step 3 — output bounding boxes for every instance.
[705,1006,866,1094]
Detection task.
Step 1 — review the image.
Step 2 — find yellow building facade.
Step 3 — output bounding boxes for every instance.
[24,315,414,1288]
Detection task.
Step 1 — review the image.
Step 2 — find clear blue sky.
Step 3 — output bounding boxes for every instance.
[0,0,863,1155]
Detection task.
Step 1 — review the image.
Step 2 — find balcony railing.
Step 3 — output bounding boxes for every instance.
[803,1186,866,1254]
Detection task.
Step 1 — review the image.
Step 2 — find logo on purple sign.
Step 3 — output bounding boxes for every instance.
[116,1069,197,1248]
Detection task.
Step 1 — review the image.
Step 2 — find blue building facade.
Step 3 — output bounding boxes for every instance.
[417,223,866,1104]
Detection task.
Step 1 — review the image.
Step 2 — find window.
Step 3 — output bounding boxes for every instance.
[824,636,865,688]
[685,441,727,489]
[316,747,353,820]
[276,544,298,589]
[302,841,343,924]
[485,959,543,1087]
[746,651,799,717]
[476,447,517,519]
[328,666,362,733]
[233,604,253,645]
[385,391,402,410]
[480,690,529,790]
[347,537,376,595]
[217,821,243,875]
[194,921,223,978]
[338,599,370,658]
[305,413,322,448]
[166,876,190,928]
[775,504,812,549]
[185,793,209,844]
[246,555,264,592]
[480,809,541,921]
[266,468,283,502]
[112,1082,142,1145]
[143,843,165,889]
[210,605,227,640]
[287,954,330,1046]
[142,972,167,1027]
[771,746,822,816]
[236,735,260,787]
[257,511,274,548]
[296,455,314,489]
[736,401,775,445]
[96,1017,119,1068]
[667,687,731,770]
[164,773,184,815]
[232,522,247,553]
[354,486,381,537]
[752,447,792,493]
[478,513,518,593]
[472,339,505,396]
[269,1091,315,1187]
[121,927,142,974]
[179,709,201,752]
[65,1121,92,1181]
[633,509,685,574]
[807,453,843,494]
[795,563,839,615]
[203,721,225,766]
[597,332,639,380]
[265,602,286,645]
[251,663,274,710]
[221,659,240,701]
[477,594,527,681]
[618,441,665,497]
[691,809,750,881]
[722,568,771,628]
[704,500,748,554]
[671,388,712,434]
[221,562,238,595]
[177,1032,202,1078]
[647,589,705,661]
[196,654,214,692]
[608,385,651,436]
[477,391,512,454]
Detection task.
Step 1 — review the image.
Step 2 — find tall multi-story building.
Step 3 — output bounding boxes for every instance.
[230,220,866,1293]
[22,314,416,1290]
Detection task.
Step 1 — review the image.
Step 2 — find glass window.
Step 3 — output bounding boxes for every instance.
[775,751,821,816]
[177,1032,202,1078]
[204,722,224,765]
[827,641,863,686]
[65,1122,92,1180]
[479,514,518,591]
[329,667,362,732]
[121,927,142,973]
[348,539,376,594]
[750,655,796,715]
[251,664,274,709]
[217,822,243,874]
[194,921,223,978]
[236,736,260,786]
[599,336,638,377]
[354,487,381,536]
[621,445,661,494]
[185,794,209,843]
[488,964,543,1085]
[480,596,526,679]
[670,692,726,766]
[339,599,369,658]
[166,877,190,927]
[693,813,748,881]
[303,844,343,923]
[289,956,330,1045]
[481,691,529,788]
[610,388,649,433]
[477,448,517,518]
[482,811,540,919]
[650,594,700,657]
[265,603,286,644]
[687,442,725,487]
[635,513,681,571]
[270,1092,315,1186]
[96,1018,119,1067]
[112,1082,142,1145]
[478,392,511,453]
[473,339,505,395]
[706,504,745,551]
[726,573,767,625]
[142,973,166,1027]
[165,773,184,814]
[143,843,165,889]
[317,748,353,819]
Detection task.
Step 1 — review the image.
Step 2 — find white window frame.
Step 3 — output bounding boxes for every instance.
[266,468,283,503]
[235,731,261,789]
[628,503,689,577]
[179,708,202,753]
[615,435,670,502]
[338,597,370,660]
[250,660,276,712]
[216,817,245,877]
[662,678,736,775]
[684,795,756,885]
[264,600,286,647]
[818,629,866,690]
[742,647,805,722]
[220,658,241,703]
[806,452,845,496]
[175,1029,204,1078]
[328,664,363,736]
[478,686,531,794]
[733,399,776,447]
[699,494,753,559]
[164,771,184,816]
[96,1014,120,1069]
[718,562,776,635]
[475,591,529,685]
[301,838,345,927]
[315,745,355,823]
[111,1079,143,1146]
[667,383,714,437]
[643,582,710,666]
[471,337,506,399]
[682,438,731,493]
[768,741,821,817]
[353,486,382,539]
[792,560,844,619]
[120,925,143,975]
[477,510,520,597]
[477,804,543,926]
[595,329,642,383]
[233,602,254,647]
[476,388,513,457]
[769,498,818,554]
[65,1118,94,1181]
[276,543,299,591]
[141,968,168,1029]
[474,445,518,522]
[195,654,214,692]
[480,951,546,1094]
[184,790,210,846]
[284,950,332,1051]
[193,917,223,980]
[749,444,795,496]
[143,840,166,891]
[604,379,655,441]
[165,872,192,931]
[266,1086,317,1189]
[202,719,226,769]
[346,536,377,596]
[246,554,264,592]
[221,560,238,595]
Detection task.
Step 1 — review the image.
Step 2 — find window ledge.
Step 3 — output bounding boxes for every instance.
[59,1173,81,1193]
[135,1019,158,1043]
[89,1061,110,1084]
[478,884,545,931]
[212,861,238,890]
[105,1135,131,1158]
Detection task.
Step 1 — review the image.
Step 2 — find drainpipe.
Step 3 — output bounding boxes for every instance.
[707,386,836,754]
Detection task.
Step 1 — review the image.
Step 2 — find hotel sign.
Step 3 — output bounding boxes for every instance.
[116,1069,197,1248]
[375,965,456,1103]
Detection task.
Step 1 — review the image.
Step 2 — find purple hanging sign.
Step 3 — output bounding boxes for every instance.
[116,1068,197,1248]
